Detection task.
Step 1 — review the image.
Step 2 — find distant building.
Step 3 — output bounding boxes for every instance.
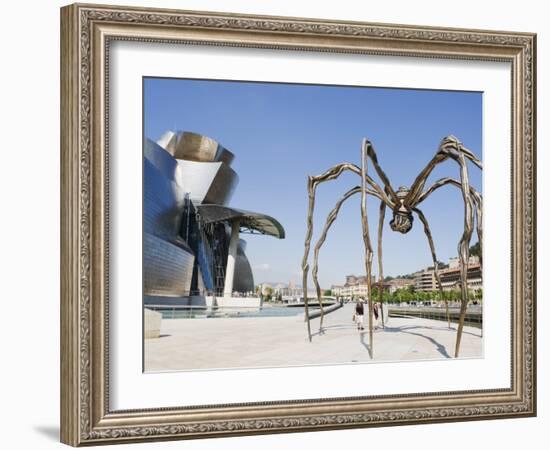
[336,254,481,298]
[439,257,482,291]
[415,269,437,292]
[386,278,415,293]
[331,285,344,297]
[267,280,304,299]
[415,256,481,292]
[337,275,371,299]
[345,275,360,285]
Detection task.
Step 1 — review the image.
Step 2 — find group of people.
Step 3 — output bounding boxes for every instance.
[353,298,384,331]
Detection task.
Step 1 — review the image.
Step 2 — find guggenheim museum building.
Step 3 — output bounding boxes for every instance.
[144,131,285,304]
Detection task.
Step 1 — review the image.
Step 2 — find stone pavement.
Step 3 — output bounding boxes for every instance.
[144,303,482,372]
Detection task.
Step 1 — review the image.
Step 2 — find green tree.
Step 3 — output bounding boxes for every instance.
[451,289,461,302]
[470,242,481,258]
[402,289,413,304]
[477,288,483,303]
[323,289,332,296]
[390,289,399,303]
[394,288,406,304]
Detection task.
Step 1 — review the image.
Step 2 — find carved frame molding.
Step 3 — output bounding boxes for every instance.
[60,3,536,446]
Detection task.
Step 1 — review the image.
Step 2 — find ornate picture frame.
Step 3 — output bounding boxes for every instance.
[60,3,536,446]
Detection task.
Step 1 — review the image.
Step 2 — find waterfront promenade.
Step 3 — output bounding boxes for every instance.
[144,303,482,372]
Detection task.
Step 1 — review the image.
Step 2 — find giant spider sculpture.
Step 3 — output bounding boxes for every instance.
[301,135,482,358]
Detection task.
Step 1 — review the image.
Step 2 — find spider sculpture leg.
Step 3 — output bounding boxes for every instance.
[312,186,382,332]
[404,136,482,207]
[362,141,405,331]
[413,207,450,329]
[302,164,362,341]
[472,191,483,267]
[447,152,477,357]
[416,177,483,268]
[361,139,376,357]
[405,137,481,357]
[416,178,484,353]
[377,200,386,328]
[312,186,361,332]
[302,161,392,342]
[456,203,475,356]
[302,176,316,341]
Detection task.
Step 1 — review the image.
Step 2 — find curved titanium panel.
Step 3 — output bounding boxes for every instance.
[144,139,182,184]
[196,204,285,239]
[144,140,196,297]
[176,160,238,205]
[173,131,235,165]
[233,239,254,293]
[156,131,177,155]
[195,238,215,292]
[143,158,185,238]
[143,233,194,297]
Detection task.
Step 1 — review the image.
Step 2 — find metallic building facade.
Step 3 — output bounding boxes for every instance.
[143,131,285,299]
[233,239,254,294]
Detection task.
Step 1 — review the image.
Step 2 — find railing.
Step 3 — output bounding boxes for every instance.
[388,306,482,328]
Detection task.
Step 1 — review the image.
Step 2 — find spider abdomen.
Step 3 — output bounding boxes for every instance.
[390,211,414,234]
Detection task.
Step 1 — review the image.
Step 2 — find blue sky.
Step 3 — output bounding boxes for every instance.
[144,77,482,289]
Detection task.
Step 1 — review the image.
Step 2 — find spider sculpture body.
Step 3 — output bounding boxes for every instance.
[301,136,482,358]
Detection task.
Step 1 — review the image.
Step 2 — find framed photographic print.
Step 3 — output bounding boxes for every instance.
[60,3,536,446]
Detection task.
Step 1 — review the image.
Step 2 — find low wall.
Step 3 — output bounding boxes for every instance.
[144,308,162,339]
[307,302,342,319]
[206,296,262,309]
[144,295,204,308]
[144,295,262,309]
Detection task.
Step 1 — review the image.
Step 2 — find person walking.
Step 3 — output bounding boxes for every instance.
[373,302,380,329]
[355,299,365,331]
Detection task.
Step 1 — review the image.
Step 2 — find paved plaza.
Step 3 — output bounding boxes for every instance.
[144,303,483,372]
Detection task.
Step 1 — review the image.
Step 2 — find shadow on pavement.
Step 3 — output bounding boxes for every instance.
[384,323,480,338]
[383,325,451,358]
[359,331,373,358]
[311,324,355,337]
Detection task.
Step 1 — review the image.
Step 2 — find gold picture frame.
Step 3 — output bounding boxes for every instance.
[60,3,536,446]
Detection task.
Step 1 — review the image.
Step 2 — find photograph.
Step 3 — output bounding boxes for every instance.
[142,77,484,372]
